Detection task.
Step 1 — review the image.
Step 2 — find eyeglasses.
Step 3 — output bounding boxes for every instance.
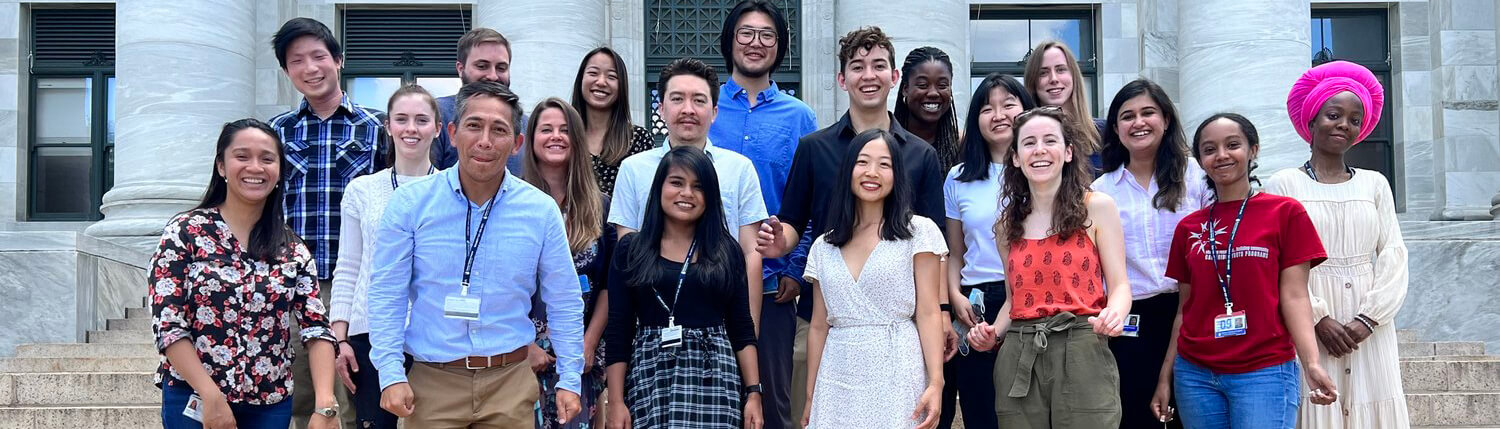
[735,27,777,47]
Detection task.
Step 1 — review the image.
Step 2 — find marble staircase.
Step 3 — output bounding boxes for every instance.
[1401,330,1500,428]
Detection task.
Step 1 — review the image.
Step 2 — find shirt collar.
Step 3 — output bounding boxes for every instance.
[295,93,354,119]
[724,78,782,105]
[444,165,517,205]
[835,111,911,143]
[1106,166,1134,187]
[663,138,718,156]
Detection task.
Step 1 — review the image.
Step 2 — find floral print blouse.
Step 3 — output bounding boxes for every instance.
[149,208,335,405]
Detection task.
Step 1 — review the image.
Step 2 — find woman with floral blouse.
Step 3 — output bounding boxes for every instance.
[149,118,340,429]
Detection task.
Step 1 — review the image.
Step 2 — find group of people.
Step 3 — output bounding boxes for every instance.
[146,1,1411,428]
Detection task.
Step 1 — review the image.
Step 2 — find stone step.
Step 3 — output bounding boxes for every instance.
[1407,392,1500,427]
[1398,329,1422,343]
[105,318,151,331]
[87,330,153,345]
[125,307,150,320]
[0,405,159,429]
[14,343,156,359]
[1403,360,1500,392]
[0,372,157,406]
[1401,341,1489,358]
[0,357,158,373]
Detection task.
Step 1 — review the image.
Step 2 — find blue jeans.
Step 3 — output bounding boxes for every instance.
[160,383,293,429]
[1173,356,1300,429]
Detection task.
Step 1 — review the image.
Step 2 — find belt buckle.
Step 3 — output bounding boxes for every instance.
[464,356,490,370]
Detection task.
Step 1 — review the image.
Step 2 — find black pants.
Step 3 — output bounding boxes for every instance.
[938,281,1006,429]
[347,334,399,429]
[758,285,799,429]
[1109,292,1183,429]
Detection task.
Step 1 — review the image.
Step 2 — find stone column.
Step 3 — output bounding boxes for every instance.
[86,0,257,249]
[832,0,970,117]
[802,0,839,127]
[1177,0,1310,177]
[608,0,647,125]
[1429,0,1499,220]
[477,0,609,115]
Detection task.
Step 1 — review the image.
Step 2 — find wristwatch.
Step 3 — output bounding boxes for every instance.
[314,405,339,418]
[743,383,763,397]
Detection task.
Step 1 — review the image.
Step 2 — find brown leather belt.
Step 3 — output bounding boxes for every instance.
[430,347,528,370]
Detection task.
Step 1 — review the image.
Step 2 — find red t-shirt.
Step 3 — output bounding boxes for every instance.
[1165,193,1326,374]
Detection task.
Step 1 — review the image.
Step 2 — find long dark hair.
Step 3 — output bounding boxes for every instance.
[1100,78,1190,212]
[894,46,960,167]
[824,129,915,247]
[194,119,297,259]
[571,47,635,165]
[957,73,1035,182]
[615,146,745,290]
[997,107,1093,244]
[1191,113,1262,194]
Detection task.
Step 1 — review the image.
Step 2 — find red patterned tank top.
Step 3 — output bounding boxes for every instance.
[1006,231,1107,320]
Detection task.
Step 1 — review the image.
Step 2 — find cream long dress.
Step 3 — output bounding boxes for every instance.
[1265,167,1411,429]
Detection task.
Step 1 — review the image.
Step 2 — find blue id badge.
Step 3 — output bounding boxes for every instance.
[1213,311,1247,338]
[1122,314,1141,337]
[579,274,591,293]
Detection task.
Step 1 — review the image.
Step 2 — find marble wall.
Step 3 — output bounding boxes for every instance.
[1430,0,1500,220]
[0,232,80,357]
[0,1,20,226]
[1397,221,1500,351]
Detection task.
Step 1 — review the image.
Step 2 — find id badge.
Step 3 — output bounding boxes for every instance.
[1122,314,1142,337]
[443,294,482,320]
[1213,311,1248,338]
[183,393,204,422]
[579,274,591,293]
[660,324,683,348]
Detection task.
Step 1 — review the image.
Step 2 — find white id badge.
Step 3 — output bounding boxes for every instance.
[443,294,482,320]
[1122,314,1141,337]
[1213,311,1248,338]
[182,393,204,422]
[660,324,683,348]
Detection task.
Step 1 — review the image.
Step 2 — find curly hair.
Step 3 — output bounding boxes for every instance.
[837,26,895,70]
[996,107,1094,245]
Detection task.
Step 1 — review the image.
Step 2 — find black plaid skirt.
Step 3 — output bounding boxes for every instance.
[627,325,743,427]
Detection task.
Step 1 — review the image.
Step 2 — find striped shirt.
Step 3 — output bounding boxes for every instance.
[269,95,388,280]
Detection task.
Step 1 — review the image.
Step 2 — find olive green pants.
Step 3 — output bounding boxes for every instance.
[994,312,1122,429]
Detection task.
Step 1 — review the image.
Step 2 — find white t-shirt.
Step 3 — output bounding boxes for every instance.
[607,140,768,239]
[943,163,1007,285]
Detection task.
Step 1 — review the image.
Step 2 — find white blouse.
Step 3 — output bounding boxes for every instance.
[943,163,1007,285]
[1091,163,1213,299]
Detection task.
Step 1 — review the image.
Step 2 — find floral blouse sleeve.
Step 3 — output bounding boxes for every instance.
[149,212,198,352]
[289,241,336,344]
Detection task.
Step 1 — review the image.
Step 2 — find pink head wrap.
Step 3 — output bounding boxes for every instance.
[1286,60,1384,145]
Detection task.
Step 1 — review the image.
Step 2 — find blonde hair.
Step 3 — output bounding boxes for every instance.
[522,98,604,253]
[1024,40,1100,155]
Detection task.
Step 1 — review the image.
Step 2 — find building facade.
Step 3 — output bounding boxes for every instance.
[0,0,1498,354]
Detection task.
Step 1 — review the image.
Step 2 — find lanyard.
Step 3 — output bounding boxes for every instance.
[390,165,436,190]
[1301,161,1353,182]
[651,240,697,326]
[461,197,497,295]
[1206,192,1253,315]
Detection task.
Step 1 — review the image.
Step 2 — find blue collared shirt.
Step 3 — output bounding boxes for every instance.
[366,168,585,392]
[709,80,818,283]
[432,94,526,173]
[269,95,389,280]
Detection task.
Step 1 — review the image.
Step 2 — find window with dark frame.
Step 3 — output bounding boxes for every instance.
[340,7,471,113]
[646,0,803,143]
[28,7,115,221]
[1311,8,1399,208]
[969,6,1097,114]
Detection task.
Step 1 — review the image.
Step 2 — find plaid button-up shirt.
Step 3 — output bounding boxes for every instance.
[269,95,388,280]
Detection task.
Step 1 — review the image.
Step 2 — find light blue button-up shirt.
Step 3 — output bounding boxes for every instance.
[367,167,585,392]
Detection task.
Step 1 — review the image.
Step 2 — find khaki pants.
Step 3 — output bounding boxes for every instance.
[292,279,356,428]
[406,360,539,429]
[789,317,809,428]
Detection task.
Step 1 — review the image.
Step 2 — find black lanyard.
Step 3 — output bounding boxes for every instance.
[651,240,697,326]
[1206,192,1253,315]
[390,165,436,190]
[461,197,497,294]
[1301,161,1353,182]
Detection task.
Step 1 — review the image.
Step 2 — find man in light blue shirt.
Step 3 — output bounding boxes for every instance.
[368,80,584,426]
[705,2,818,427]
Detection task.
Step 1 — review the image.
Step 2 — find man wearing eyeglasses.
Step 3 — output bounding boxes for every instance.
[708,2,817,428]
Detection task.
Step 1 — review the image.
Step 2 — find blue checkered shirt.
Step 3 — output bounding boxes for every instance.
[268,95,388,280]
